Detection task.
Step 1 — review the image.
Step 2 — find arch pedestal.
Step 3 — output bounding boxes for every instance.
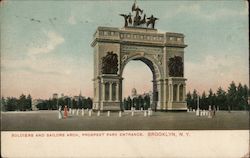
[93,74,122,111]
[91,27,188,111]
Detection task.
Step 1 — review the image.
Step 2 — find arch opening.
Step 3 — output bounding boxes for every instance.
[122,57,158,110]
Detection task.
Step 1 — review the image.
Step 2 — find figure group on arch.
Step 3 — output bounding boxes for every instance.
[120,2,158,29]
[101,51,118,74]
[168,56,184,77]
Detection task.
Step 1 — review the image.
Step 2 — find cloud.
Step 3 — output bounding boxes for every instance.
[185,54,248,93]
[1,56,93,99]
[200,8,248,21]
[68,15,76,25]
[164,3,247,21]
[164,4,201,19]
[28,31,64,55]
[177,4,201,15]
[2,59,67,77]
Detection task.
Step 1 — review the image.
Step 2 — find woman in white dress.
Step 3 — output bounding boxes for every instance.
[58,106,63,119]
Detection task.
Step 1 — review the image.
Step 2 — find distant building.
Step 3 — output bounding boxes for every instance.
[52,93,58,99]
[32,99,43,111]
[130,88,153,104]
[73,92,85,101]
[131,88,138,99]
[142,91,153,105]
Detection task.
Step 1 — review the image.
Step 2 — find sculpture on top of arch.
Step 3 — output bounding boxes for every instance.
[120,2,158,29]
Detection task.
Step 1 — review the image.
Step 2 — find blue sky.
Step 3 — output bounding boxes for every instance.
[1,0,248,99]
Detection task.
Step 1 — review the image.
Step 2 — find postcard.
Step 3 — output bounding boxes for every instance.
[1,0,249,157]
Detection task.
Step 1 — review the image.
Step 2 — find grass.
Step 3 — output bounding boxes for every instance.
[1,110,249,131]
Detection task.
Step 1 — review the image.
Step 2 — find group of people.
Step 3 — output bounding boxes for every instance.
[58,105,68,119]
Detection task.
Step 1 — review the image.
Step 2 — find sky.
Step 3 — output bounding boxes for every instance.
[0,0,248,99]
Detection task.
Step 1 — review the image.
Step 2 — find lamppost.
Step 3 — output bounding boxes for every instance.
[196,93,200,116]
[56,98,59,110]
[71,97,73,109]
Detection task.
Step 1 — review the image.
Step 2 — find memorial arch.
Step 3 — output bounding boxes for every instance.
[91,2,187,111]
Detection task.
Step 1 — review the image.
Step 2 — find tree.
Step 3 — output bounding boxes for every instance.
[47,99,52,110]
[200,91,208,110]
[51,98,58,110]
[26,94,32,110]
[144,95,150,110]
[138,95,143,110]
[36,100,48,110]
[123,98,128,110]
[58,98,65,109]
[192,89,198,109]
[227,81,237,111]
[78,98,83,109]
[186,91,192,109]
[216,87,227,110]
[72,99,78,109]
[127,96,132,110]
[135,96,140,110]
[86,97,93,109]
[1,97,6,111]
[18,94,26,111]
[6,97,18,111]
[212,93,217,110]
[236,83,245,110]
[242,84,249,110]
[207,89,214,107]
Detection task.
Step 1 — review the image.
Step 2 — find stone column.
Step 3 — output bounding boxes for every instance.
[109,82,112,101]
[183,84,186,101]
[157,80,162,109]
[177,84,180,102]
[163,79,167,103]
[102,82,105,101]
[152,80,157,109]
[163,79,169,110]
[168,84,171,102]
[116,82,119,101]
[170,84,173,102]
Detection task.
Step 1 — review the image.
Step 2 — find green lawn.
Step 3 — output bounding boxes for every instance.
[1,110,249,131]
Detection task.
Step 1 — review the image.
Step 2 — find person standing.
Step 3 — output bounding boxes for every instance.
[58,106,63,119]
[213,105,216,117]
[64,105,68,119]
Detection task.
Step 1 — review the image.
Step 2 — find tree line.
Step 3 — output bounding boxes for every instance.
[1,94,32,111]
[36,97,93,110]
[123,95,151,110]
[1,95,93,111]
[1,81,248,111]
[187,82,249,111]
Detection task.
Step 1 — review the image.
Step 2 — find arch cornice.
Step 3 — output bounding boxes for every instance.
[91,38,187,48]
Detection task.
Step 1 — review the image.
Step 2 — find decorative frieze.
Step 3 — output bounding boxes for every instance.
[121,45,163,54]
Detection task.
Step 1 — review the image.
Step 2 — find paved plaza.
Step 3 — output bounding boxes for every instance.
[1,110,249,131]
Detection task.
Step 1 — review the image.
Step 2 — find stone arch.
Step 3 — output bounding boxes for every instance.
[91,26,187,111]
[120,53,163,109]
